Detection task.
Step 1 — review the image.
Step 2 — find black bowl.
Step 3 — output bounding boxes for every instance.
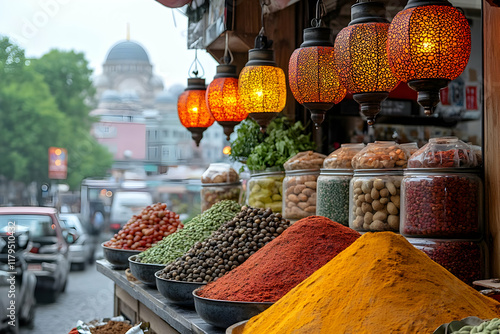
[128,255,165,287]
[155,271,206,307]
[192,288,273,329]
[101,242,141,269]
[226,320,248,334]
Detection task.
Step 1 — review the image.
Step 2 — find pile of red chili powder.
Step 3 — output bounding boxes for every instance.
[196,215,360,302]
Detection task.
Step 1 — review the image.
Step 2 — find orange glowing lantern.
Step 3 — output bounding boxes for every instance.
[289,26,346,128]
[387,0,471,115]
[177,78,215,146]
[334,1,399,125]
[206,64,248,140]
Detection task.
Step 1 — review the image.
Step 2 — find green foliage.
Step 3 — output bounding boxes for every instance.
[230,116,316,171]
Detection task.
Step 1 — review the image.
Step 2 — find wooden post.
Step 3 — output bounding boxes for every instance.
[483,0,500,277]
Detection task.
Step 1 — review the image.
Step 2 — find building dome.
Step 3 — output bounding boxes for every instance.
[105,40,150,63]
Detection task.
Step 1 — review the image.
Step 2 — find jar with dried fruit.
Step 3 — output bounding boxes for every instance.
[246,171,285,213]
[349,169,403,232]
[201,163,241,212]
[401,168,482,238]
[406,237,487,286]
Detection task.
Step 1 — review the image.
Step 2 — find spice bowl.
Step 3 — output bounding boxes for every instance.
[101,242,141,269]
[193,288,273,329]
[155,271,206,307]
[128,255,165,287]
[226,320,248,334]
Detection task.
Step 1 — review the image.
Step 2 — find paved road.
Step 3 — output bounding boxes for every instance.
[20,248,115,334]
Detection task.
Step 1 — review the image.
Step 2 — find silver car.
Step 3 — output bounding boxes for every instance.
[59,213,97,270]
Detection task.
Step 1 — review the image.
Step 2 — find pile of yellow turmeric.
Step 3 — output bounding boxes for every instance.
[241,232,500,334]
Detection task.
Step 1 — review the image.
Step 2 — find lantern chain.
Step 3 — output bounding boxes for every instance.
[222,32,234,65]
[311,0,326,28]
[188,48,205,78]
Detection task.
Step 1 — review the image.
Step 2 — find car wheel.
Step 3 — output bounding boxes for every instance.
[61,276,68,293]
[20,305,35,328]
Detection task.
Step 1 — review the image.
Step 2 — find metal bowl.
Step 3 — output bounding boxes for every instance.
[128,255,165,287]
[226,320,248,334]
[101,242,141,269]
[192,288,273,329]
[155,270,206,307]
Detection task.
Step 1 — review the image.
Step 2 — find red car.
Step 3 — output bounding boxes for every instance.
[0,207,71,303]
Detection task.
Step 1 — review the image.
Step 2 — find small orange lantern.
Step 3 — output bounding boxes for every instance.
[206,64,248,140]
[334,1,399,125]
[177,78,215,146]
[387,0,471,115]
[289,27,346,128]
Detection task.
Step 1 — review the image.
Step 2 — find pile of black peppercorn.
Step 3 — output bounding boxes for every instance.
[159,206,291,283]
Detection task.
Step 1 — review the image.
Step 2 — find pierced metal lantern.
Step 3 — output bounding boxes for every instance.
[206,64,248,140]
[387,0,471,115]
[177,78,215,146]
[239,35,286,132]
[334,1,399,126]
[289,27,346,128]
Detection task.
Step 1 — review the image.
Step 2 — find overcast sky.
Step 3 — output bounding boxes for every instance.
[0,0,218,90]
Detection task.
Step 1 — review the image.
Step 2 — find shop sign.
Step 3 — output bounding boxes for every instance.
[48,147,67,179]
[466,85,478,110]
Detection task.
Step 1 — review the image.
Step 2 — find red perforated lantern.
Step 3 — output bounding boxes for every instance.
[334,1,399,125]
[387,0,471,115]
[289,27,346,128]
[206,65,248,140]
[177,78,215,146]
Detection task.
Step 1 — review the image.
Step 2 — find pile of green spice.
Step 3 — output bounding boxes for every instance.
[138,200,241,264]
[197,216,360,302]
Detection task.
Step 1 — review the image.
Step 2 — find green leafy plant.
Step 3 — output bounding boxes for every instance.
[230,116,315,171]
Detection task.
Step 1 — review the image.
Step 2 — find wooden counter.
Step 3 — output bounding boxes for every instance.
[96,260,225,334]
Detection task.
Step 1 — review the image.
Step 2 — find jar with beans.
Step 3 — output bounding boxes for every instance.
[283,169,321,220]
[317,169,353,226]
[349,169,403,232]
[201,163,241,212]
[407,137,476,168]
[407,238,487,286]
[246,171,285,213]
[401,169,482,238]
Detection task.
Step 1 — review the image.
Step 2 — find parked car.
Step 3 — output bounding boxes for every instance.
[59,213,97,270]
[109,191,153,233]
[0,228,37,333]
[0,207,71,303]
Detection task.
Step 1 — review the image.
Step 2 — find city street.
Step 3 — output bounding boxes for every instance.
[20,250,114,334]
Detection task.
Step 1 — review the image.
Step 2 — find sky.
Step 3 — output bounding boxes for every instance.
[0,0,218,90]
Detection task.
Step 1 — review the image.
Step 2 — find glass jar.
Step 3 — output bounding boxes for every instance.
[317,169,353,226]
[351,141,409,169]
[201,163,239,184]
[246,171,284,213]
[401,168,482,238]
[408,136,476,168]
[323,143,365,169]
[407,238,487,286]
[201,183,242,212]
[283,169,320,220]
[349,169,403,232]
[400,142,419,157]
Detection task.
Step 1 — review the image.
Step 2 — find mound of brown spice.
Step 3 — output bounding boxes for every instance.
[197,216,360,302]
[242,232,500,334]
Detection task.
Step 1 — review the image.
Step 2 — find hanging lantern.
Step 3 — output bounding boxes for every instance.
[334,1,399,126]
[289,12,346,129]
[387,0,471,115]
[178,77,215,146]
[238,2,286,132]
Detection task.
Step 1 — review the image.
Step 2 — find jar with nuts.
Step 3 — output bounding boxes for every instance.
[246,171,285,213]
[317,169,353,226]
[407,137,477,168]
[406,237,487,286]
[349,169,403,232]
[201,163,241,212]
[401,168,482,238]
[351,141,409,169]
[283,169,321,220]
[323,143,365,169]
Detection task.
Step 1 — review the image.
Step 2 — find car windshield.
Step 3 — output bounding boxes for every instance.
[0,214,57,237]
[59,215,84,232]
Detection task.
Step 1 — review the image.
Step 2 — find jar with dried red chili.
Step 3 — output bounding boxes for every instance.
[401,168,482,238]
[407,137,475,168]
[407,237,487,286]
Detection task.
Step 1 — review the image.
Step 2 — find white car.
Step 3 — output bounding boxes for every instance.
[59,214,97,270]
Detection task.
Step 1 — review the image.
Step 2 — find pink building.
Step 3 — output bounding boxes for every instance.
[92,121,146,160]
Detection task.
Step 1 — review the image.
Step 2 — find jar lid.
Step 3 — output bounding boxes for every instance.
[250,171,285,177]
[285,169,321,176]
[320,168,354,176]
[353,168,404,176]
[403,167,482,175]
[201,181,242,187]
